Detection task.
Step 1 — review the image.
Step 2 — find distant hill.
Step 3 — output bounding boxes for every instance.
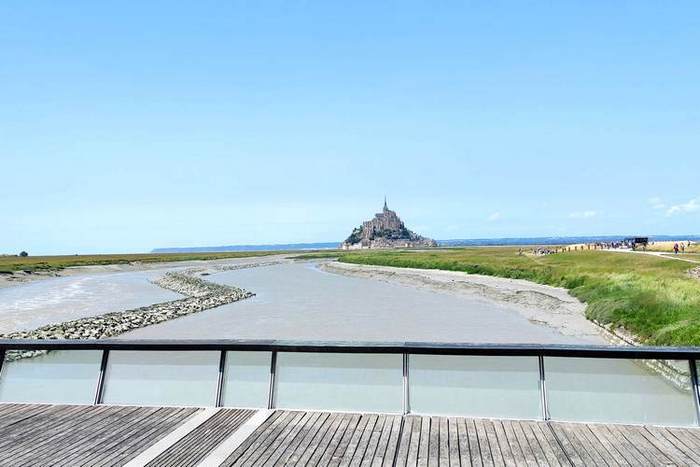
[152,242,339,253]
[153,235,700,253]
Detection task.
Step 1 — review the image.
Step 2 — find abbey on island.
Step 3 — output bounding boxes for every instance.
[341,199,438,250]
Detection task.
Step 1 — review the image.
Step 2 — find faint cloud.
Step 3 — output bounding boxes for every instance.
[649,197,666,210]
[487,212,502,222]
[569,210,597,219]
[667,198,700,216]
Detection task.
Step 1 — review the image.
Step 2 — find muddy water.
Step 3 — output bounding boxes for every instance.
[0,270,182,333]
[121,262,591,343]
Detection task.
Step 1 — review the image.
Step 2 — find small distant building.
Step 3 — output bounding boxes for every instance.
[341,198,437,250]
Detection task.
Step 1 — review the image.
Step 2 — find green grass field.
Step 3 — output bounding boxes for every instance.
[0,251,282,274]
[337,248,700,346]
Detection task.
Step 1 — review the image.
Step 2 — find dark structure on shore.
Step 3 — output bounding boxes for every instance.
[341,199,437,250]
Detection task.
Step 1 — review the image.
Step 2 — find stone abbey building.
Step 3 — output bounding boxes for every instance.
[341,199,438,250]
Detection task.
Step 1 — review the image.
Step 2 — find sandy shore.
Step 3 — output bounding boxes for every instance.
[321,261,607,343]
[0,254,291,289]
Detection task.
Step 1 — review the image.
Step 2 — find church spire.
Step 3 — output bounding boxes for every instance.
[383,196,388,211]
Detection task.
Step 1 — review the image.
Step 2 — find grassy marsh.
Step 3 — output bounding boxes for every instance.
[338,248,700,346]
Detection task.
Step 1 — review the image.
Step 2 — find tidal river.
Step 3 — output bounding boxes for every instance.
[121,261,589,343]
[0,260,696,426]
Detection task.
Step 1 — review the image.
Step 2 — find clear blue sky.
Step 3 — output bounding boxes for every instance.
[2,1,699,254]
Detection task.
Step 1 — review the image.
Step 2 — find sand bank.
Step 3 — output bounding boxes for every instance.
[321,261,607,343]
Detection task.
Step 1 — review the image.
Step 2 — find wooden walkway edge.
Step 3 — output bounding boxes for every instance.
[2,404,700,466]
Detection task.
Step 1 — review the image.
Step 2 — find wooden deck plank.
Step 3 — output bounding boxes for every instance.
[347,414,379,467]
[379,416,402,467]
[447,418,461,467]
[416,416,430,467]
[5,406,151,466]
[482,420,506,467]
[146,409,254,467]
[464,418,483,467]
[327,414,363,467]
[219,409,284,466]
[612,424,674,466]
[406,416,424,467]
[89,407,198,467]
[0,405,119,460]
[337,413,371,467]
[491,421,516,467]
[582,424,631,467]
[360,414,387,467]
[0,405,195,467]
[249,410,308,466]
[596,424,649,467]
[427,416,439,467]
[500,419,526,467]
[521,421,568,467]
[393,417,413,467]
[547,422,586,467]
[50,406,174,467]
[305,412,347,466]
[637,426,697,466]
[559,422,611,466]
[247,410,301,465]
[316,413,355,466]
[252,410,308,466]
[664,427,700,459]
[515,420,551,467]
[3,404,700,466]
[474,419,495,467]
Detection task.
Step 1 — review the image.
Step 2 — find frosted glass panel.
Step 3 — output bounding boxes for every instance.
[410,355,541,419]
[0,350,102,404]
[102,351,219,407]
[275,353,403,413]
[222,351,271,408]
[546,358,697,426]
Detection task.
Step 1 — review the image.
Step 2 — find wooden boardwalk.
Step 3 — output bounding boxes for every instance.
[2,404,700,466]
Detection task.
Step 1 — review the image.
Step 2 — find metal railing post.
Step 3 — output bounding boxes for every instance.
[689,359,700,426]
[215,350,227,408]
[403,353,410,415]
[0,350,6,383]
[267,351,277,409]
[93,350,110,405]
[538,355,550,421]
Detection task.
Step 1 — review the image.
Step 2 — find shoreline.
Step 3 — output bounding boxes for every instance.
[321,261,608,344]
[0,254,291,289]
[322,261,694,392]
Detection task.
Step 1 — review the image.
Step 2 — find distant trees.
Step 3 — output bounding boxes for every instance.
[19,251,28,257]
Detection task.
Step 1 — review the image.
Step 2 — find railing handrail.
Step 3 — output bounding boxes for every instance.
[2,339,700,359]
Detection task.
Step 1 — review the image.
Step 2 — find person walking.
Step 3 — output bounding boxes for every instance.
[674,243,679,255]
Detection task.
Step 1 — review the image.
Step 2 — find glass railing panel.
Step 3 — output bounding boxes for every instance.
[410,355,541,419]
[0,350,102,404]
[221,351,271,408]
[102,351,219,407]
[546,357,698,426]
[275,352,403,413]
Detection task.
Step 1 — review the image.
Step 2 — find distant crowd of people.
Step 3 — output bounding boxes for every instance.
[673,241,693,254]
[519,240,695,257]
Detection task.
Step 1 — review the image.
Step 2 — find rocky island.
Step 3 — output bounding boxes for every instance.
[341,199,438,249]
